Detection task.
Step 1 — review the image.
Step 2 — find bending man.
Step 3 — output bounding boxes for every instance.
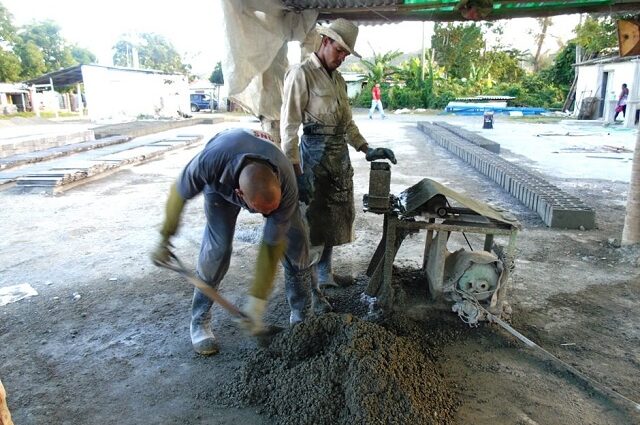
[152,128,311,355]
[281,18,396,287]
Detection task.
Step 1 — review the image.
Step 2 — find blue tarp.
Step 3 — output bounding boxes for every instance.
[444,105,547,116]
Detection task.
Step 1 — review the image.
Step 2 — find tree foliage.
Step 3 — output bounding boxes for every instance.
[431,22,484,79]
[539,41,576,89]
[0,7,99,82]
[70,45,96,65]
[0,2,21,81]
[17,20,75,73]
[0,49,21,81]
[0,2,16,43]
[574,15,617,55]
[112,32,189,74]
[480,49,526,83]
[13,40,45,79]
[210,61,224,85]
[530,17,553,71]
[360,49,402,84]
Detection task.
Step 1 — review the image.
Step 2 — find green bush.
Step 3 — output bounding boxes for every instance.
[353,69,565,111]
[388,86,423,109]
[492,74,564,109]
[353,84,373,107]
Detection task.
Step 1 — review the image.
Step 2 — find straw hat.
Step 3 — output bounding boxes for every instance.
[317,18,361,58]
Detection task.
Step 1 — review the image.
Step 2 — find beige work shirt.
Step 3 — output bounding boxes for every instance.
[280,53,367,165]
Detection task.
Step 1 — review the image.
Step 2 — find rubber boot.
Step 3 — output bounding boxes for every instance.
[311,265,332,314]
[317,246,339,288]
[190,288,219,355]
[285,267,312,325]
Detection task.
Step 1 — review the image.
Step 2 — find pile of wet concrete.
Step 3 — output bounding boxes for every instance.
[220,312,460,424]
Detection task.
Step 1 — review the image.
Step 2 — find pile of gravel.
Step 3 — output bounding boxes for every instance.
[220,313,459,425]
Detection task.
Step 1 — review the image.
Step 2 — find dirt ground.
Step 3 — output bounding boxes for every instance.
[1,114,639,424]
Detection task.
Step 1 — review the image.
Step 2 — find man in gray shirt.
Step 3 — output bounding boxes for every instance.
[152,128,311,355]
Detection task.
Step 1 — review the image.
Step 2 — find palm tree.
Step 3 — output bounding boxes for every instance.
[360,49,402,84]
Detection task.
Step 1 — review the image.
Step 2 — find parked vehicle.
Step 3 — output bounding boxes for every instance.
[190,93,218,112]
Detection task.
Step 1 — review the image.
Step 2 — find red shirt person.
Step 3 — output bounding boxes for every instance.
[369,83,385,119]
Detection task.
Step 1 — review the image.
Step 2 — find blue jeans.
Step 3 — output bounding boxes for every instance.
[369,100,385,118]
[196,191,311,313]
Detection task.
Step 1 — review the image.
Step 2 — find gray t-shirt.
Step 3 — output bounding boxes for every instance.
[176,128,298,245]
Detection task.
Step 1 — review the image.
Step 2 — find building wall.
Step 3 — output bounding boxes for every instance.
[575,58,640,127]
[346,81,364,99]
[81,66,190,122]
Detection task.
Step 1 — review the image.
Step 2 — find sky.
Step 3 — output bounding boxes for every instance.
[3,0,582,77]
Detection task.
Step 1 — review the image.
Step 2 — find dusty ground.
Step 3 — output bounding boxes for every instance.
[1,114,639,424]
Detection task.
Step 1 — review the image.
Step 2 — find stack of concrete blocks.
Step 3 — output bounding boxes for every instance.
[0,130,94,159]
[433,121,501,153]
[417,122,596,230]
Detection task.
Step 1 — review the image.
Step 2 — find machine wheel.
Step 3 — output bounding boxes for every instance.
[190,104,199,112]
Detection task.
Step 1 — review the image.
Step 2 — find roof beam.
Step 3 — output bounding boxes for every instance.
[314,1,640,22]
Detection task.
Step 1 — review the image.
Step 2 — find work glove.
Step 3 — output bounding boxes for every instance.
[152,183,185,266]
[249,240,287,300]
[365,147,397,164]
[296,173,314,204]
[237,295,267,335]
[151,238,174,266]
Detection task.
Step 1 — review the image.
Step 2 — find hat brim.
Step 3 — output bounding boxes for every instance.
[318,28,361,58]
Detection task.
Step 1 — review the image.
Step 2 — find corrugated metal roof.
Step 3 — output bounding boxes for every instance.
[282,0,640,22]
[24,64,181,87]
[575,54,640,67]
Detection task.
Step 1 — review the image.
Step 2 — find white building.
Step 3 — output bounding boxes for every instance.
[574,55,639,128]
[0,83,29,114]
[342,72,367,98]
[25,64,190,122]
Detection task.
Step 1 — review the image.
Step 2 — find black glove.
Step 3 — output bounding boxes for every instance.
[296,173,314,204]
[366,147,397,164]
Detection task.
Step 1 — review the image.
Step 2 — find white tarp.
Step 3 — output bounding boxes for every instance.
[221,0,318,121]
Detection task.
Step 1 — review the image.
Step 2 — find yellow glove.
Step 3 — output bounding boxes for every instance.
[249,240,286,300]
[160,182,185,241]
[237,295,268,335]
[151,239,173,266]
[152,183,185,266]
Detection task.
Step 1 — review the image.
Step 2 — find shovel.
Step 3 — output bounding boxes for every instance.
[153,251,284,342]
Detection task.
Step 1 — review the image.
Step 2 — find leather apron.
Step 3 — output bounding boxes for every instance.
[300,123,355,247]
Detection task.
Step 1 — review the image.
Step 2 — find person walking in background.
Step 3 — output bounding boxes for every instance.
[614,83,629,121]
[369,83,385,119]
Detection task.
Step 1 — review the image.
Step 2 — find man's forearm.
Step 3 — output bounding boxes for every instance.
[160,182,185,240]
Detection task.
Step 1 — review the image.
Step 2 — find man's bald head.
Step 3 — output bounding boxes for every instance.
[237,161,281,215]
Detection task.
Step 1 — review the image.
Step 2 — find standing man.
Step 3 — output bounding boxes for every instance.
[369,83,385,119]
[281,18,396,288]
[152,128,311,355]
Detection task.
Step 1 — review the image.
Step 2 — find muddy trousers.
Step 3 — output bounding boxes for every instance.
[192,192,312,337]
[285,267,312,324]
[317,245,334,285]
